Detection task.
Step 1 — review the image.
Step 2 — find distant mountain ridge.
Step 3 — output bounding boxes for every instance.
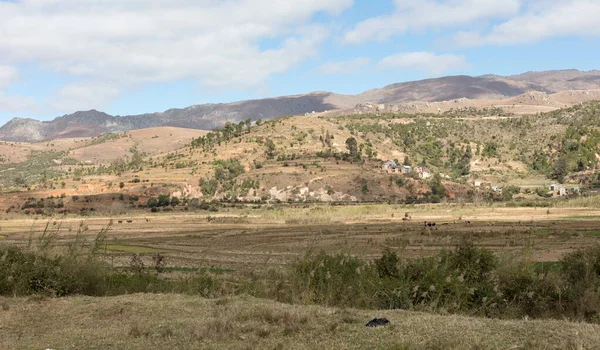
[2,69,600,142]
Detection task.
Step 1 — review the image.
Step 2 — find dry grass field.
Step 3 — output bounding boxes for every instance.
[1,293,598,350]
[2,204,600,276]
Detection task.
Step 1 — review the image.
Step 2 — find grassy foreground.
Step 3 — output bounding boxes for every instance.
[0,294,598,350]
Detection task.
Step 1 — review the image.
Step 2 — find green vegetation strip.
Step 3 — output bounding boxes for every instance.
[113,266,234,274]
[533,261,562,272]
[0,235,6,239]
[104,244,172,254]
[564,215,600,219]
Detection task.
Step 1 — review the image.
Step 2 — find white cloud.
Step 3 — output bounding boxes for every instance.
[0,66,19,89]
[379,52,469,76]
[0,65,39,114]
[343,0,521,44]
[49,82,121,112]
[0,91,39,114]
[318,57,370,75]
[452,0,600,47]
[0,0,353,113]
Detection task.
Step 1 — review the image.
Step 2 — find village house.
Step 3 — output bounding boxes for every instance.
[402,165,412,174]
[558,187,567,196]
[549,184,568,197]
[382,160,400,173]
[415,166,431,179]
[473,181,482,187]
[382,160,397,170]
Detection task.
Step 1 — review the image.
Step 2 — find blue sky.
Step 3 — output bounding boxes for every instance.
[0,0,599,124]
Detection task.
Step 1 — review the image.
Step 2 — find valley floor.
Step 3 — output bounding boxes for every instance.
[3,204,600,271]
[1,293,598,350]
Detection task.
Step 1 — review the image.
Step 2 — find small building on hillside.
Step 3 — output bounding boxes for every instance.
[382,160,397,170]
[415,166,431,179]
[491,185,501,192]
[473,181,482,187]
[382,160,400,173]
[550,185,568,197]
[558,187,567,196]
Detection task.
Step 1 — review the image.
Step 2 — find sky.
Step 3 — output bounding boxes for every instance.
[1,0,599,124]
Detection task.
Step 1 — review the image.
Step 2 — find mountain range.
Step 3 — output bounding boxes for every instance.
[2,69,600,142]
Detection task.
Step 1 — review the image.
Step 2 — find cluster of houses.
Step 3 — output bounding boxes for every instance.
[472,181,580,197]
[382,159,583,197]
[381,160,432,179]
[549,184,580,197]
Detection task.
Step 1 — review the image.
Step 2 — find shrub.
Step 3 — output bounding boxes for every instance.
[289,251,378,307]
[375,249,400,278]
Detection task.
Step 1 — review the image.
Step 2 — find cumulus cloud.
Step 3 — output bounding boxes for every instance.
[0,65,39,114]
[343,0,521,44]
[0,0,353,112]
[452,0,600,47]
[0,66,19,89]
[378,52,469,76]
[49,82,121,112]
[0,92,39,114]
[318,57,370,75]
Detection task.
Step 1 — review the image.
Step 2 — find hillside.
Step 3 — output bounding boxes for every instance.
[0,101,599,215]
[0,92,353,142]
[2,69,600,142]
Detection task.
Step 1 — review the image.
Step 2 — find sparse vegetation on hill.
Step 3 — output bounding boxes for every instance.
[189,119,253,151]
[0,101,599,208]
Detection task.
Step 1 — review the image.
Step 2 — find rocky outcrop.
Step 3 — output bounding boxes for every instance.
[268,186,357,202]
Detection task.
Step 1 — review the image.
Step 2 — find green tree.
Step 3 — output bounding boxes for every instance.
[455,145,472,176]
[157,194,171,207]
[552,157,568,183]
[345,137,359,161]
[429,173,447,198]
[146,197,159,208]
[265,138,276,159]
[531,150,550,173]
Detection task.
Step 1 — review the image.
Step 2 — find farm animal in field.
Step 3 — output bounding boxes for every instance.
[118,220,123,224]
[365,318,390,327]
[126,220,133,223]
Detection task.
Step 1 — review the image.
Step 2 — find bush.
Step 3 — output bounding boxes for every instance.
[0,224,223,298]
[375,249,400,278]
[289,251,379,307]
[0,245,108,296]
